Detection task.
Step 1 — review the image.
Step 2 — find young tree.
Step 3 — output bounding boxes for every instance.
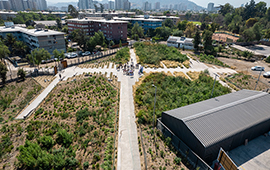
[86,37,97,52]
[100,3,104,13]
[13,41,27,57]
[28,48,50,68]
[202,30,214,55]
[131,22,144,40]
[109,40,115,48]
[184,22,196,38]
[56,18,62,29]
[119,40,122,47]
[162,18,174,28]
[68,5,78,18]
[193,30,201,51]
[17,68,26,80]
[0,43,10,60]
[0,62,8,84]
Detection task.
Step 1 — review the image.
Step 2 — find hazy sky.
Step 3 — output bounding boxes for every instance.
[47,0,269,8]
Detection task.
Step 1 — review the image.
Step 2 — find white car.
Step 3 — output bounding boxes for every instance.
[263,71,270,78]
[251,66,264,71]
[82,51,91,56]
[65,52,78,58]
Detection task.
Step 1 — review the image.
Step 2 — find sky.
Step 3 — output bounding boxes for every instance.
[47,0,270,8]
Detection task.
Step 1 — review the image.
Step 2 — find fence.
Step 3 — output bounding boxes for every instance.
[157,119,213,170]
[65,47,125,67]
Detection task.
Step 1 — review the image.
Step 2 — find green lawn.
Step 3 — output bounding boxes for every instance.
[191,21,202,25]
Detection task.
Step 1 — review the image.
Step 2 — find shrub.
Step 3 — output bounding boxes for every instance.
[35,107,44,116]
[76,107,90,123]
[17,68,26,80]
[266,56,270,63]
[174,157,181,165]
[83,161,89,169]
[56,129,73,147]
[38,136,54,149]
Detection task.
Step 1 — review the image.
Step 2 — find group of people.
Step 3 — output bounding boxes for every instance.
[116,59,143,76]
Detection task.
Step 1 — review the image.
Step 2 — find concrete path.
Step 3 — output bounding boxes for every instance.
[16,77,60,119]
[117,49,141,170]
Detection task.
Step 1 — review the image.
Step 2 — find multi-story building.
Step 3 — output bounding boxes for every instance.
[115,0,130,10]
[114,16,162,31]
[0,0,44,11]
[207,3,214,12]
[0,25,66,54]
[108,1,114,9]
[154,2,160,10]
[67,18,128,42]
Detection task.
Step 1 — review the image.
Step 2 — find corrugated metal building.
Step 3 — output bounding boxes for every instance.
[161,90,270,163]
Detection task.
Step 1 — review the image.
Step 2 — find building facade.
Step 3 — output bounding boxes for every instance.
[0,26,66,54]
[115,0,130,10]
[154,2,160,10]
[167,36,194,50]
[207,3,214,12]
[108,1,114,9]
[114,16,162,31]
[67,18,128,42]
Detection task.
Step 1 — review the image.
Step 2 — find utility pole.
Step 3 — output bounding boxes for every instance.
[211,73,219,98]
[254,69,263,90]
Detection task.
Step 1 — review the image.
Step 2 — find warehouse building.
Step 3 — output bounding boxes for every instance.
[161,90,270,163]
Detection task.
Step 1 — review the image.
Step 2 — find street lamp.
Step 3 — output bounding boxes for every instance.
[254,69,263,90]
[211,73,219,98]
[152,84,157,129]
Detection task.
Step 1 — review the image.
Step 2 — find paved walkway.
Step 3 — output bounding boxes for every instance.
[14,48,237,169]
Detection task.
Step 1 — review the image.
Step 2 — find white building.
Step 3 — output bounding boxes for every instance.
[167,36,194,50]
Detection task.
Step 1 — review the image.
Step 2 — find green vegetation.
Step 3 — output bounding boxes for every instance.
[113,47,130,64]
[197,54,229,67]
[135,73,231,124]
[0,62,8,84]
[17,68,26,81]
[134,42,188,66]
[1,75,119,169]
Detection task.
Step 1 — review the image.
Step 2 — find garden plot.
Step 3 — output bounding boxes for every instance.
[134,42,188,68]
[0,75,119,170]
[134,73,231,169]
[0,78,42,123]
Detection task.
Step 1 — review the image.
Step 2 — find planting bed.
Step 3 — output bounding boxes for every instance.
[0,78,42,123]
[134,42,188,67]
[0,75,119,170]
[134,72,231,169]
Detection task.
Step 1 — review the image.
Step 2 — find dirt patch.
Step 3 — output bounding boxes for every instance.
[224,71,269,91]
[212,33,239,43]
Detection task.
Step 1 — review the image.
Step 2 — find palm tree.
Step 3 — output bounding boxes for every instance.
[13,41,27,57]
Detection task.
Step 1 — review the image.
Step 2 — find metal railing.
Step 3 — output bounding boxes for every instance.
[157,119,213,170]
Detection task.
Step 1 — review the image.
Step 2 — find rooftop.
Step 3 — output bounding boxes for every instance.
[163,90,270,147]
[0,26,64,36]
[113,17,163,22]
[67,17,128,23]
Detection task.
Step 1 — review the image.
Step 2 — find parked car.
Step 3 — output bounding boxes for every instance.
[65,52,78,58]
[251,66,264,71]
[263,71,270,78]
[82,51,91,56]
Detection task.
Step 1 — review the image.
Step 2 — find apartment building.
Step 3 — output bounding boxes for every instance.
[0,25,66,54]
[67,18,128,41]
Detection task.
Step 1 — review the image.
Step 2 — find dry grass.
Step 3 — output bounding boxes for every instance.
[33,75,56,88]
[182,60,190,68]
[187,71,201,80]
[161,60,182,68]
[173,72,189,79]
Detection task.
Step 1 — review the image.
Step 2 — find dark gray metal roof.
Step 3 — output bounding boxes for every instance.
[163,90,270,148]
